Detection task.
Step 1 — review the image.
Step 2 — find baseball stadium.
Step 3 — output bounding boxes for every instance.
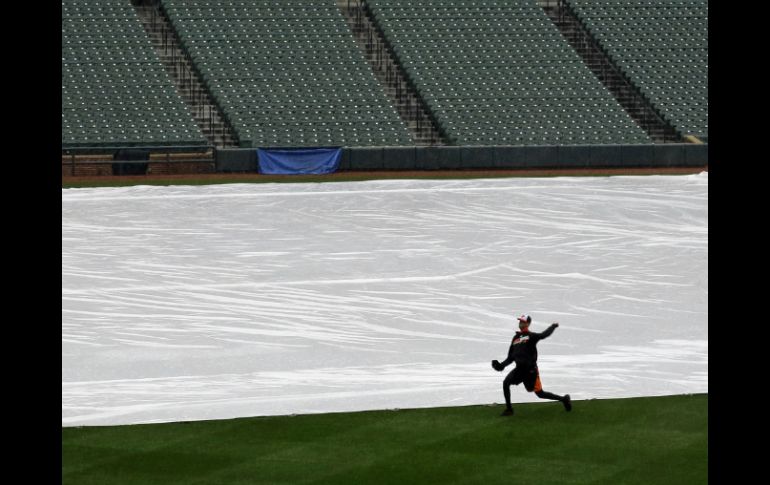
[62,0,708,483]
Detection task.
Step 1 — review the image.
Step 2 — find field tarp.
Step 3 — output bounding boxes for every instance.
[63,174,708,426]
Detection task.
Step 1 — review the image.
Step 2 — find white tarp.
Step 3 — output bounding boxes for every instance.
[62,174,708,426]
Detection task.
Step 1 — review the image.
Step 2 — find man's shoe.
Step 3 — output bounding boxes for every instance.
[500,408,514,416]
[562,394,572,412]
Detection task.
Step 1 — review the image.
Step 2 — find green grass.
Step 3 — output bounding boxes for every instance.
[62,394,707,484]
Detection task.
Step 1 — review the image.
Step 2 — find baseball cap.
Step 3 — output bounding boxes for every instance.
[517,314,532,324]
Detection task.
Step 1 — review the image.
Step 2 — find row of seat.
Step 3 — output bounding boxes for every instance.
[591,22,706,31]
[565,0,704,4]
[378,18,553,28]
[63,106,195,116]
[62,116,200,129]
[179,30,351,39]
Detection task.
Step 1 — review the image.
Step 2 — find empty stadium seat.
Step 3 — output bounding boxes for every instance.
[160,0,412,147]
[61,0,207,148]
[566,0,708,139]
[367,0,651,145]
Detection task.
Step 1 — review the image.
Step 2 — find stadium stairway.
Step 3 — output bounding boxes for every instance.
[541,0,682,143]
[132,1,239,148]
[339,0,446,146]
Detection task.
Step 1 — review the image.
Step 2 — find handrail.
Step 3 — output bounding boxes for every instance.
[62,144,214,154]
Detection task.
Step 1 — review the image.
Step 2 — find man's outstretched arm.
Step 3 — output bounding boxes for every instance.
[538,322,560,340]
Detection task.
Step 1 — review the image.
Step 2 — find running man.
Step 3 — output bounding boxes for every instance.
[492,314,572,416]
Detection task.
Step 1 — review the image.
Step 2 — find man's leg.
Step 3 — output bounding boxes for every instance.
[531,370,572,411]
[501,369,517,416]
[534,390,562,400]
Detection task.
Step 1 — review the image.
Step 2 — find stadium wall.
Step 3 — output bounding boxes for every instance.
[215,144,708,172]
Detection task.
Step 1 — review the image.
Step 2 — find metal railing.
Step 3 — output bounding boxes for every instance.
[133,2,238,148]
[62,145,215,177]
[345,0,445,145]
[545,0,683,143]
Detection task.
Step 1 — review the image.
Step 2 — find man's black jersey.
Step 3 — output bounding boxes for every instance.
[500,324,557,367]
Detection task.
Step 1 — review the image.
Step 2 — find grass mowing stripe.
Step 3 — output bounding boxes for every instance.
[62,394,707,485]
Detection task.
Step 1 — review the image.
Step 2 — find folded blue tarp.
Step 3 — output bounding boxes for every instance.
[257,148,341,175]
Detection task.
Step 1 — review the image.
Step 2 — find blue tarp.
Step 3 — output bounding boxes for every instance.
[257,148,341,175]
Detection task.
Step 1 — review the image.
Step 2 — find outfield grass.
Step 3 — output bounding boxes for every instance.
[62,394,707,484]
